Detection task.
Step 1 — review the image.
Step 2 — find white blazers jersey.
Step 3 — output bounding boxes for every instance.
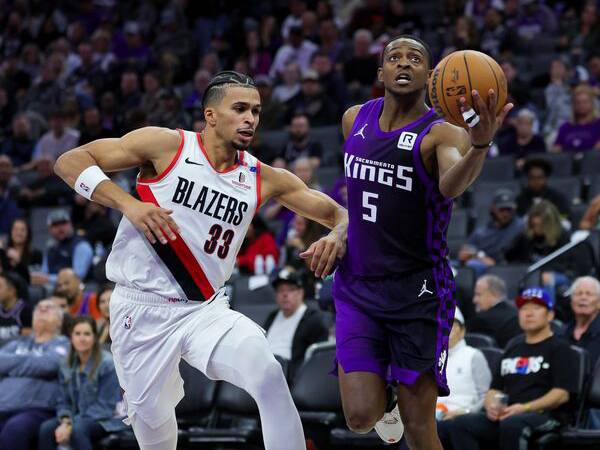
[106,129,261,301]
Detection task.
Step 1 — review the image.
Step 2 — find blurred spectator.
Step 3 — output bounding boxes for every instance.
[559,0,600,58]
[500,59,531,108]
[90,29,116,73]
[1,218,42,283]
[99,91,123,136]
[140,70,163,120]
[436,308,491,423]
[96,283,114,351]
[543,58,573,142]
[468,275,521,348]
[74,201,116,256]
[281,0,307,40]
[17,158,73,208]
[152,9,194,62]
[343,29,378,100]
[67,41,104,96]
[38,316,120,450]
[55,268,100,321]
[1,115,35,167]
[553,85,600,153]
[347,0,386,36]
[0,155,19,196]
[587,52,600,86]
[384,0,423,36]
[0,272,32,347]
[286,69,338,126]
[30,108,80,165]
[283,214,327,271]
[301,10,319,43]
[254,75,285,131]
[565,276,600,367]
[444,16,480,53]
[32,210,93,286]
[113,21,150,66]
[155,88,190,129]
[272,61,301,104]
[310,52,347,106]
[515,158,570,217]
[21,57,64,117]
[0,177,21,239]
[447,288,576,450]
[276,116,324,167]
[244,29,273,76]
[498,109,546,168]
[265,269,328,379]
[183,69,210,113]
[479,6,508,58]
[459,189,525,275]
[318,19,344,64]
[270,26,317,78]
[513,0,558,42]
[236,216,279,275]
[0,299,68,450]
[118,69,142,115]
[78,107,112,145]
[579,193,600,229]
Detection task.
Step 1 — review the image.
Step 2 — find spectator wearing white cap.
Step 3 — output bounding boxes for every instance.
[437,307,492,421]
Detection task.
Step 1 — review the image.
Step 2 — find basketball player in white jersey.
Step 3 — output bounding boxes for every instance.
[54,71,347,450]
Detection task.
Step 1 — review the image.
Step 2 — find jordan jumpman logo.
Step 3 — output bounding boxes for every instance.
[354,123,367,139]
[418,279,434,298]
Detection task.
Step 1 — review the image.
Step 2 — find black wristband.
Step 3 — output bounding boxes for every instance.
[473,141,493,149]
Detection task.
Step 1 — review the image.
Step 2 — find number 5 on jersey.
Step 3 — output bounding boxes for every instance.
[362,191,378,223]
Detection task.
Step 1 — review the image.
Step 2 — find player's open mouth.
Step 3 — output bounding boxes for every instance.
[395,73,412,85]
[238,129,254,138]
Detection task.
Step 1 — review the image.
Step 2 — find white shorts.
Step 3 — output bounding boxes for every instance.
[109,284,258,429]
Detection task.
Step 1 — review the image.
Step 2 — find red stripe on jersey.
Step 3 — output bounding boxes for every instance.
[136,183,216,300]
[255,160,262,214]
[138,128,185,183]
[196,133,240,174]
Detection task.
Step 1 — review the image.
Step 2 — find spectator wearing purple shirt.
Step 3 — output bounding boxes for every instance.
[553,85,600,153]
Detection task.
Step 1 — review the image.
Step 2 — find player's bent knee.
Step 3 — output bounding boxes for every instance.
[130,413,178,450]
[345,410,380,434]
[248,356,286,396]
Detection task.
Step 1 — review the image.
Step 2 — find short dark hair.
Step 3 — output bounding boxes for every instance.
[202,71,256,110]
[380,34,433,69]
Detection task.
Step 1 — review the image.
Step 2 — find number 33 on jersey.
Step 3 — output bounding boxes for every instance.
[106,129,260,302]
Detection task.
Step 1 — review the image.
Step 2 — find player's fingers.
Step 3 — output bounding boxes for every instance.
[472,90,489,123]
[155,213,178,240]
[299,245,315,258]
[322,244,339,278]
[310,241,325,272]
[146,217,168,244]
[487,89,497,117]
[315,242,332,278]
[496,102,514,127]
[140,223,157,244]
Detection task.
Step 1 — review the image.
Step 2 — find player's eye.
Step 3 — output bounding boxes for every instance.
[389,55,398,62]
[410,56,421,63]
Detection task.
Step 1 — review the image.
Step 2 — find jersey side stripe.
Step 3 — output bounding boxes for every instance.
[136,183,216,301]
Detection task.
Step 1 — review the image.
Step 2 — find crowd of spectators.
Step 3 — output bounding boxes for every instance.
[1,0,600,449]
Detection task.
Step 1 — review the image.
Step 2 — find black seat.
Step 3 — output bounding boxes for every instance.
[465,333,498,349]
[579,151,600,177]
[480,347,503,374]
[548,176,582,205]
[454,266,476,325]
[479,156,515,182]
[470,180,520,210]
[527,153,573,177]
[176,360,218,427]
[235,303,274,328]
[316,166,342,191]
[448,208,469,239]
[486,264,530,301]
[231,275,276,306]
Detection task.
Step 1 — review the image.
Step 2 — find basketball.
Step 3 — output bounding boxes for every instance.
[428,50,508,128]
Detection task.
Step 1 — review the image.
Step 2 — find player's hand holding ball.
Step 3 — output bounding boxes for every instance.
[300,230,346,278]
[428,50,514,149]
[123,200,180,245]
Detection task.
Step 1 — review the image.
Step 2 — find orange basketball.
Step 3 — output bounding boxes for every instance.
[428,50,507,128]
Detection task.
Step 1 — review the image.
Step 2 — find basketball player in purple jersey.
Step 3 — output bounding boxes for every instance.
[333,35,513,449]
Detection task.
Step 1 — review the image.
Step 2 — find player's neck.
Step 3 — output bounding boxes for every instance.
[379,91,429,132]
[200,130,239,171]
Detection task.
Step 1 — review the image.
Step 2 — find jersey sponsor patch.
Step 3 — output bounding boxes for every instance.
[397,131,418,151]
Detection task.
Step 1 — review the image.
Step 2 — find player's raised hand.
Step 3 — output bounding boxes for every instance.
[460,89,513,148]
[123,200,180,244]
[300,230,346,278]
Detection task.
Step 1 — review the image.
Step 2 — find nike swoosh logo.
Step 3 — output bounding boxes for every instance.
[184,157,203,166]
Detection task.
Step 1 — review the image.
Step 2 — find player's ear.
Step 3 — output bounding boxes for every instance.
[377,67,383,83]
[203,107,217,127]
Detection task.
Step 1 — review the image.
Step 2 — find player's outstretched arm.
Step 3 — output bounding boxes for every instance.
[434,89,513,198]
[261,164,348,277]
[54,127,181,244]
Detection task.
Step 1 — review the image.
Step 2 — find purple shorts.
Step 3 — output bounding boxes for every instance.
[332,265,455,396]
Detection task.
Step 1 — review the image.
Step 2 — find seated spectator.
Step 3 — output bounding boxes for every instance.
[29,108,80,165]
[0,299,68,450]
[506,201,571,301]
[542,58,572,144]
[343,29,378,101]
[0,115,35,168]
[459,189,525,275]
[286,69,338,126]
[515,158,570,217]
[38,316,120,450]
[272,62,301,104]
[0,272,32,347]
[579,193,600,230]
[96,284,114,351]
[0,180,21,240]
[269,26,317,78]
[3,218,43,275]
[78,107,112,145]
[275,115,323,168]
[16,158,74,208]
[565,276,600,368]
[236,216,279,275]
[437,308,491,421]
[253,75,285,132]
[498,109,546,168]
[468,275,521,348]
[74,201,117,257]
[447,288,576,450]
[265,269,328,379]
[309,51,347,107]
[553,85,600,153]
[55,268,101,321]
[31,210,94,286]
[283,214,327,271]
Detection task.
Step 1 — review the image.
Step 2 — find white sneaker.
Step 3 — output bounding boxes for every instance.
[374,404,404,444]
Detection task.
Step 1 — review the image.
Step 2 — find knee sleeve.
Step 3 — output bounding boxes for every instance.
[131,412,178,450]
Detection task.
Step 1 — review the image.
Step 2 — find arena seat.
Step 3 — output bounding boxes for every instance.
[230,275,276,306]
[478,156,515,182]
[579,151,600,178]
[526,152,574,178]
[27,284,46,305]
[447,208,469,239]
[486,264,530,301]
[235,303,274,328]
[454,266,476,325]
[316,166,341,191]
[547,176,582,205]
[465,333,498,349]
[469,180,520,210]
[480,346,503,374]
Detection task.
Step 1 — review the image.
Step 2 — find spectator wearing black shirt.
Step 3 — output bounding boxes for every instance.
[515,158,570,217]
[0,272,31,347]
[468,275,521,348]
[498,109,547,170]
[286,69,338,126]
[276,114,323,168]
[448,288,576,450]
[0,115,35,168]
[78,107,113,145]
[565,276,600,367]
[1,218,42,284]
[343,29,378,99]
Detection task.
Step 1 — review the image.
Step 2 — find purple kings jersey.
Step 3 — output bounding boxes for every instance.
[340,98,453,277]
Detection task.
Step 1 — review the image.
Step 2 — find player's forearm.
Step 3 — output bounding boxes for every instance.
[525,388,569,412]
[55,148,139,213]
[438,146,488,198]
